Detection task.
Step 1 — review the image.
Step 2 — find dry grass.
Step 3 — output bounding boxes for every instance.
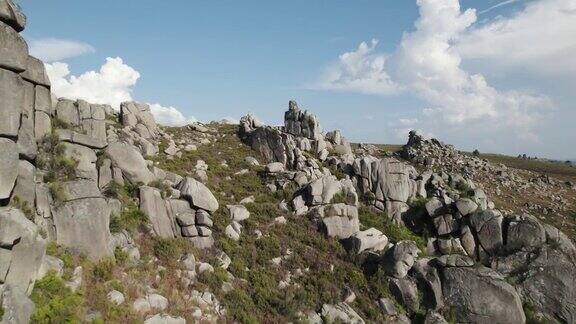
[478,153,576,182]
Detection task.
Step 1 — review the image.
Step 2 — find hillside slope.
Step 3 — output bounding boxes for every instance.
[1,3,575,324]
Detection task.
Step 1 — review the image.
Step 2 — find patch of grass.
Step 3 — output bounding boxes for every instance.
[48,182,68,206]
[523,303,548,324]
[95,151,111,168]
[37,133,78,183]
[9,195,34,220]
[153,238,186,263]
[92,258,115,282]
[30,271,84,323]
[51,117,73,130]
[114,247,129,265]
[199,267,230,292]
[148,179,172,199]
[109,204,148,233]
[102,181,124,199]
[358,206,426,250]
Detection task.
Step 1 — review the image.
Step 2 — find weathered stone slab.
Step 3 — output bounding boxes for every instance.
[0,67,23,136]
[0,138,18,200]
[0,0,26,32]
[56,129,107,149]
[0,20,27,72]
[20,55,50,86]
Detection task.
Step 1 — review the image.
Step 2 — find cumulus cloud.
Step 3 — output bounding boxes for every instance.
[394,0,550,130]
[46,57,140,109]
[149,103,196,126]
[45,57,196,126]
[29,38,95,62]
[316,0,554,143]
[457,0,576,79]
[313,39,400,95]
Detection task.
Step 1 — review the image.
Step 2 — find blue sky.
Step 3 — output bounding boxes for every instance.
[19,0,576,159]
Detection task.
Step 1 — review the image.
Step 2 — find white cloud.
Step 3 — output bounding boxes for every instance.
[45,57,195,126]
[457,0,576,79]
[149,103,196,126]
[394,0,550,131]
[46,57,140,109]
[313,39,400,95]
[317,0,554,143]
[29,38,95,62]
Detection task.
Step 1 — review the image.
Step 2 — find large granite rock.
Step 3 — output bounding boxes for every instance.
[320,303,365,324]
[284,101,322,140]
[241,125,290,166]
[105,142,154,185]
[12,160,36,208]
[0,138,18,200]
[505,214,546,252]
[0,0,26,32]
[0,21,27,72]
[514,245,576,323]
[371,158,416,203]
[20,55,50,86]
[17,81,37,160]
[56,129,107,149]
[440,265,525,324]
[353,157,417,223]
[305,175,358,206]
[0,285,35,324]
[140,186,176,238]
[382,241,420,279]
[314,203,359,239]
[0,208,46,295]
[61,142,98,181]
[51,180,113,260]
[177,177,219,212]
[344,228,388,254]
[469,209,503,255]
[0,67,23,136]
[120,102,159,139]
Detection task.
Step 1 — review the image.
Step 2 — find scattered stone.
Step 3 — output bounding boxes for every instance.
[178,177,219,212]
[108,290,125,305]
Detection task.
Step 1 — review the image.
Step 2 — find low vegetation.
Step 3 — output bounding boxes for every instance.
[30,272,84,323]
[36,133,78,184]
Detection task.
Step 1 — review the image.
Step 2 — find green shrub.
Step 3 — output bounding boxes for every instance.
[92,258,115,282]
[123,182,143,198]
[37,134,78,183]
[223,290,259,323]
[48,182,68,206]
[148,179,172,199]
[153,238,185,262]
[52,117,73,130]
[102,181,124,199]
[199,267,229,292]
[523,303,547,324]
[30,272,84,323]
[114,247,129,265]
[255,236,281,265]
[9,196,34,220]
[109,205,147,233]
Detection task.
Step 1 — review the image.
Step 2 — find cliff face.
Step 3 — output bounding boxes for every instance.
[1,2,575,324]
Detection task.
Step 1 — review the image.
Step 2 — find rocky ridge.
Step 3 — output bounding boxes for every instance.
[0,2,575,323]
